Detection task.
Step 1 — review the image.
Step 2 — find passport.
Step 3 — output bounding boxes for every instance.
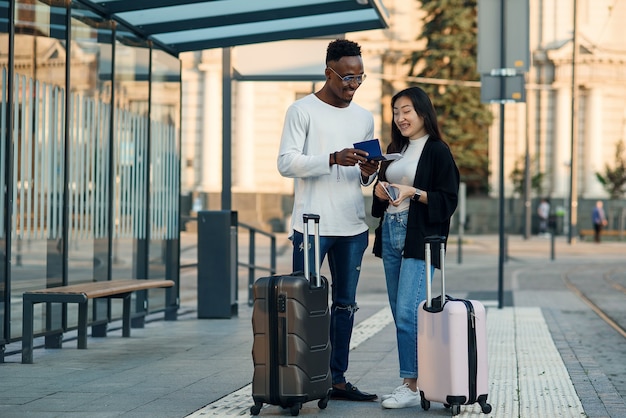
[353,139,402,161]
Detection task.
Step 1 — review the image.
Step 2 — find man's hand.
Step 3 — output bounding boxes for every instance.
[335,148,369,166]
[359,159,379,177]
[333,148,378,181]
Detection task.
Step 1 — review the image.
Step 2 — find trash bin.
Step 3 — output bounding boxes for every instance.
[548,214,557,233]
[197,210,238,318]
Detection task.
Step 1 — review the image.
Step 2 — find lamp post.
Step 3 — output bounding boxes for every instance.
[568,0,579,244]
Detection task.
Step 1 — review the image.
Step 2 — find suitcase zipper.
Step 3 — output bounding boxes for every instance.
[462,300,478,404]
[268,276,280,405]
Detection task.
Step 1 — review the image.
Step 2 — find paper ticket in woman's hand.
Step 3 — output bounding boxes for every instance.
[353,139,403,161]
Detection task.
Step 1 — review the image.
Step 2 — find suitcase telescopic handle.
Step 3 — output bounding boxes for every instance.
[303,214,322,288]
[425,235,446,309]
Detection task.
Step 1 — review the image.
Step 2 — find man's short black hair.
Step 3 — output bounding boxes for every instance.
[326,39,362,64]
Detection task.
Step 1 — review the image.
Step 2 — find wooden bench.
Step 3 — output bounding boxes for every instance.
[579,229,623,241]
[22,279,175,364]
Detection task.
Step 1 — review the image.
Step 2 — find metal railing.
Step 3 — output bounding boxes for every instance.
[238,222,277,306]
[179,216,277,307]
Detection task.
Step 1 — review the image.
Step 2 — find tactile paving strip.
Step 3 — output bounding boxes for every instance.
[186,307,393,416]
[455,307,585,418]
[512,308,585,418]
[186,307,586,417]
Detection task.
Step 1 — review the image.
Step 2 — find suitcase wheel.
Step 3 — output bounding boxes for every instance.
[480,401,492,414]
[317,396,329,409]
[289,403,302,416]
[420,398,430,411]
[450,404,461,416]
[250,401,262,416]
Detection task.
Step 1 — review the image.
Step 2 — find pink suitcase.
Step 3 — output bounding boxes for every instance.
[417,236,492,416]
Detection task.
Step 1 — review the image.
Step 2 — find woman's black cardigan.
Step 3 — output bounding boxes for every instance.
[371,139,460,269]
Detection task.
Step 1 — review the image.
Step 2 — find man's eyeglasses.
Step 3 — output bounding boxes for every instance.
[327,67,366,85]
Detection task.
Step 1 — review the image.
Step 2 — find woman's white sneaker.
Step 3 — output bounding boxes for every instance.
[381,384,420,409]
[381,384,408,401]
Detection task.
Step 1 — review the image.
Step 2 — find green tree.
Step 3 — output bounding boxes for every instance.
[407,0,492,195]
[510,155,545,197]
[595,139,626,199]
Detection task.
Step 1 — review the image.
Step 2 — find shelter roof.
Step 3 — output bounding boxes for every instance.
[82,0,389,55]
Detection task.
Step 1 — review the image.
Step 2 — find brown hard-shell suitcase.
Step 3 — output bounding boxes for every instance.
[250,214,331,416]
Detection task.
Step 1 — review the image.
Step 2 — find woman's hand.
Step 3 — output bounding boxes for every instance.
[376,183,426,206]
[388,184,426,204]
[375,181,393,202]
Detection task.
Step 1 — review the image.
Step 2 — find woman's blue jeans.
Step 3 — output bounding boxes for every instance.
[292,230,368,385]
[382,211,432,379]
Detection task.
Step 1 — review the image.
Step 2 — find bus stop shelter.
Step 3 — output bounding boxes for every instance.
[0,0,388,353]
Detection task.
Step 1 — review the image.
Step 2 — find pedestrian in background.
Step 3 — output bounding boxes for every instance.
[371,86,459,409]
[592,200,608,243]
[277,38,379,402]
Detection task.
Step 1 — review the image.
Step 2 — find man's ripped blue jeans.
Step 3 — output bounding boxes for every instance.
[291,230,368,385]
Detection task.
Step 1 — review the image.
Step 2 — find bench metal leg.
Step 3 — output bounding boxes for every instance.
[22,299,34,364]
[122,294,131,338]
[44,302,63,348]
[45,333,63,349]
[91,321,108,337]
[77,301,88,349]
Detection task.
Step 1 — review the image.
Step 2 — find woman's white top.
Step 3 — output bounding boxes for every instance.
[385,134,429,213]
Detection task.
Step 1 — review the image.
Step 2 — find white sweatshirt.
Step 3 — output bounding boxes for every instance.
[277,93,375,236]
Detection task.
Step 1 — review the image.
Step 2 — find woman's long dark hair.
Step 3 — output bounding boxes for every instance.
[387,86,444,154]
[379,86,447,181]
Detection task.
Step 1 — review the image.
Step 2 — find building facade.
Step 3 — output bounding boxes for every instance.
[499,0,626,196]
[180,0,626,233]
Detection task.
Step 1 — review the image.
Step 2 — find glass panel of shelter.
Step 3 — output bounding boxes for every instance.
[112,24,151,325]
[68,0,114,332]
[10,0,67,341]
[148,48,181,314]
[0,0,9,343]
